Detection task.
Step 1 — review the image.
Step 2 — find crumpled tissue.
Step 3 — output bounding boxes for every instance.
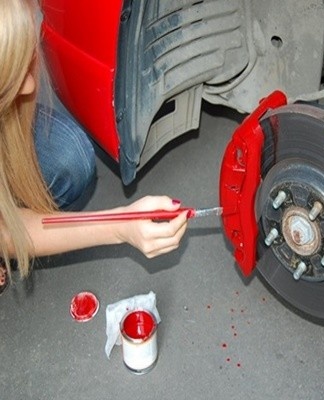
[105,291,161,359]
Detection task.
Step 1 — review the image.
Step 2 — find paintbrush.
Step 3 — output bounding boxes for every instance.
[42,206,235,225]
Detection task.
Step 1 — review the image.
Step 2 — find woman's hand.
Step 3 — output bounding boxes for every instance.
[115,196,188,258]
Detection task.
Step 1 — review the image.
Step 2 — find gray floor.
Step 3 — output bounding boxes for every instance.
[1,103,324,400]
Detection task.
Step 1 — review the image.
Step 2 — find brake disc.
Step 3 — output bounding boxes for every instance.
[257,103,324,320]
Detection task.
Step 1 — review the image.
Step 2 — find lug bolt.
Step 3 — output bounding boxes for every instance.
[308,201,323,221]
[293,261,307,281]
[272,190,287,209]
[264,228,279,246]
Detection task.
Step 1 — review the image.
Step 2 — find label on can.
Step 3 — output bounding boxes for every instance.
[120,309,158,374]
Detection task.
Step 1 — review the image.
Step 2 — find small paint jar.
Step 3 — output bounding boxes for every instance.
[120,309,158,375]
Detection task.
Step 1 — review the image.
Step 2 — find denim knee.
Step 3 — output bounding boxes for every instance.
[34,104,96,209]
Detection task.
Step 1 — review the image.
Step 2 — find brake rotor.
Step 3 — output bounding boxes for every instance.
[257,103,324,320]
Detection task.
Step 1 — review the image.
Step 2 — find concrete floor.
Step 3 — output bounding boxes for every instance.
[1,102,324,400]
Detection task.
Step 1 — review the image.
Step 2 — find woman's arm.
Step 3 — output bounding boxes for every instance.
[14,196,188,258]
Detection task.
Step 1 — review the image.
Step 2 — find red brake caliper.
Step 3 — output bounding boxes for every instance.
[219,90,287,276]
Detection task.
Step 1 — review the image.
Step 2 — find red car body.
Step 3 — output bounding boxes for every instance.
[41,0,123,161]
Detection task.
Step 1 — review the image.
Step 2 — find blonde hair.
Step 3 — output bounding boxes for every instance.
[0,0,57,279]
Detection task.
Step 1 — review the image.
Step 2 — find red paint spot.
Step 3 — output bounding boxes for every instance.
[231,325,235,330]
[207,305,211,309]
[226,358,231,362]
[237,363,241,368]
[234,333,238,337]
[221,343,228,348]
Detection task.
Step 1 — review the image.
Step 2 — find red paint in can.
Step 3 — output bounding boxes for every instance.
[120,309,158,374]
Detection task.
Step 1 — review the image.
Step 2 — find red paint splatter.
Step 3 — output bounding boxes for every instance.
[226,358,231,362]
[237,363,241,368]
[221,343,228,348]
[234,332,238,337]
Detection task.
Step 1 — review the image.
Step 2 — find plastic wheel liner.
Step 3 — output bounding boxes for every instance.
[257,104,324,320]
[115,0,249,184]
[220,91,324,320]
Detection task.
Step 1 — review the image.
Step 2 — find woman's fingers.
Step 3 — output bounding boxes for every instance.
[138,211,188,257]
[115,196,188,258]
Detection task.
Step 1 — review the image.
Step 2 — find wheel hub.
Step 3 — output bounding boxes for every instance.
[282,206,321,256]
[261,173,324,283]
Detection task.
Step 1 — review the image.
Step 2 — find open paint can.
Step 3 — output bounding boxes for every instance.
[120,309,158,375]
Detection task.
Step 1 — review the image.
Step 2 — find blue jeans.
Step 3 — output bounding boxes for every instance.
[34,104,96,210]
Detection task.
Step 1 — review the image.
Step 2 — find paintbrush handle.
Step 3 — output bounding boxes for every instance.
[42,208,196,224]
